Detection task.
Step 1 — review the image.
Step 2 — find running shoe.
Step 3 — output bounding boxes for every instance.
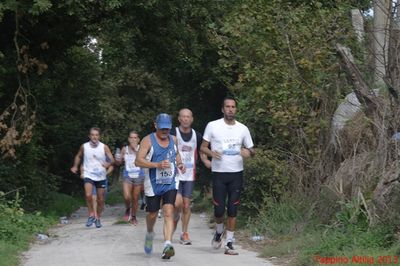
[130,216,138,226]
[211,231,223,249]
[158,209,162,218]
[179,232,192,245]
[123,208,130,222]
[95,218,102,228]
[161,244,175,259]
[144,232,154,255]
[224,241,238,255]
[86,216,95,227]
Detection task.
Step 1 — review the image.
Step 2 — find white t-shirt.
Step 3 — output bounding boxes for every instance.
[203,118,254,173]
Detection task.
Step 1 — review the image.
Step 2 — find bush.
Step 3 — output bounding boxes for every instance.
[0,192,53,245]
[246,195,316,237]
[0,190,81,266]
[241,148,290,216]
[0,139,60,210]
[42,192,81,217]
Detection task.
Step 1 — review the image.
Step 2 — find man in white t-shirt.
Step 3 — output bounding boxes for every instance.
[200,96,255,255]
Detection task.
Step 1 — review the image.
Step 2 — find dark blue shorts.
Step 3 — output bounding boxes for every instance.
[84,178,107,189]
[90,179,108,196]
[178,181,195,198]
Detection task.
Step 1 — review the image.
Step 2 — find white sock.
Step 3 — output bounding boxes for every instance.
[226,230,234,243]
[216,223,224,234]
[164,240,172,247]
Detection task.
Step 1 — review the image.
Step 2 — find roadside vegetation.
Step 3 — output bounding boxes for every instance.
[0,191,80,266]
[3,1,400,265]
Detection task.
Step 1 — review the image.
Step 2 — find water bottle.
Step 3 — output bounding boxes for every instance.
[115,148,121,161]
[251,235,264,241]
[59,216,69,224]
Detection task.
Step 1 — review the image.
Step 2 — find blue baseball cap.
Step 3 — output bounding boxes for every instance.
[156,113,172,129]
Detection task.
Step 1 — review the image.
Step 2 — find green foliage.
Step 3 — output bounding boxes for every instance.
[255,196,398,265]
[334,199,369,232]
[209,0,359,160]
[0,192,53,246]
[241,148,290,215]
[34,45,105,192]
[0,137,60,210]
[30,0,52,15]
[0,191,80,266]
[41,192,81,217]
[246,195,315,237]
[191,189,213,213]
[105,181,124,205]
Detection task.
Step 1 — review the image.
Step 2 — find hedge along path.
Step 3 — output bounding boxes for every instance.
[21,204,276,266]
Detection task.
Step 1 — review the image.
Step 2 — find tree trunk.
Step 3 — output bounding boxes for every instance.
[373,0,391,86]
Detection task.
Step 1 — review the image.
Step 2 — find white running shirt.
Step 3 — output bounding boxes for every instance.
[203,118,254,173]
[83,142,107,181]
[124,145,141,178]
[176,127,197,181]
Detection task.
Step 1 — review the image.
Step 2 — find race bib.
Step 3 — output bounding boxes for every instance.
[222,142,240,156]
[181,152,194,169]
[126,162,141,178]
[156,162,175,184]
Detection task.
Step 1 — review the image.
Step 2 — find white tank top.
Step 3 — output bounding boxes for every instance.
[83,142,106,181]
[176,128,197,181]
[123,145,141,178]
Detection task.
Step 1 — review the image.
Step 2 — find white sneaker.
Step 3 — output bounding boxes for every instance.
[224,241,238,255]
[211,231,222,249]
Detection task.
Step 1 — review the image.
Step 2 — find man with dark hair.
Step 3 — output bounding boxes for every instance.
[71,127,114,228]
[200,96,255,255]
[135,113,186,260]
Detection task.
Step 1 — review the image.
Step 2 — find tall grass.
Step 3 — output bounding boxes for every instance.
[246,195,400,266]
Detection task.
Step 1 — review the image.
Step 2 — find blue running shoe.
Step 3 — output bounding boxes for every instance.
[144,232,154,255]
[161,244,175,259]
[86,216,95,227]
[95,219,102,228]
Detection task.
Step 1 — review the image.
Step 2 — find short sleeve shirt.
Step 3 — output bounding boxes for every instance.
[203,118,254,173]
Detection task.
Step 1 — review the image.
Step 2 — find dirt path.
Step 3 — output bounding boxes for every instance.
[22,205,276,266]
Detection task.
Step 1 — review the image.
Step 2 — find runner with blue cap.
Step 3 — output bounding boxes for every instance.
[135,113,186,260]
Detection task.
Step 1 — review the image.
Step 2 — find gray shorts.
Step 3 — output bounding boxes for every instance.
[123,175,144,186]
[178,180,195,198]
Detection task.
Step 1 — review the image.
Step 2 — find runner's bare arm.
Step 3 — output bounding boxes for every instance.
[200,139,221,159]
[106,164,114,175]
[241,147,255,158]
[71,145,84,174]
[173,136,186,174]
[135,136,163,169]
[103,145,115,167]
[79,164,84,179]
[199,150,211,169]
